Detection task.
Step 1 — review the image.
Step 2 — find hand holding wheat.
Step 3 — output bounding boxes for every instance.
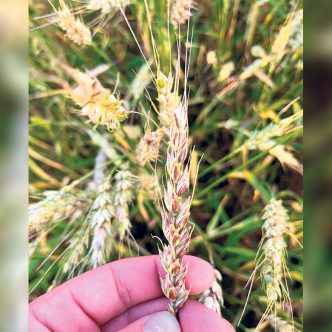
[29,256,234,331]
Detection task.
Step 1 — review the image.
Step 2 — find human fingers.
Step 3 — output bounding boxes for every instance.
[101,298,168,332]
[105,298,234,332]
[117,311,181,332]
[30,255,214,331]
[179,300,235,332]
[101,297,169,331]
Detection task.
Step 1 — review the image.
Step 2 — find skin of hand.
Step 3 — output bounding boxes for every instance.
[29,255,235,332]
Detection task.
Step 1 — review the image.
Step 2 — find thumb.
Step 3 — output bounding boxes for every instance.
[118,311,181,332]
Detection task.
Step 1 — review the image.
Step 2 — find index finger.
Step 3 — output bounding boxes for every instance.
[30,255,214,327]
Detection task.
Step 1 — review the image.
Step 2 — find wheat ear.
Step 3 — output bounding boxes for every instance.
[159,99,193,316]
[261,198,290,306]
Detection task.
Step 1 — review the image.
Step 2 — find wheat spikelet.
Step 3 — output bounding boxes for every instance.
[113,168,134,241]
[270,145,303,175]
[93,149,108,186]
[206,50,217,65]
[63,66,128,131]
[88,178,114,268]
[136,129,164,166]
[159,97,193,315]
[62,231,90,274]
[55,1,92,45]
[170,0,197,27]
[156,71,180,128]
[199,269,225,316]
[139,173,159,199]
[218,62,235,83]
[65,20,92,46]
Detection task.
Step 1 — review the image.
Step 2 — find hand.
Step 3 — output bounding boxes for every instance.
[29,255,235,332]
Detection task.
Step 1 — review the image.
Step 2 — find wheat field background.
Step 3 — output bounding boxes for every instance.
[29,0,303,330]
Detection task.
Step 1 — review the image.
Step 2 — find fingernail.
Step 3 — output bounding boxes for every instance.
[144,311,181,332]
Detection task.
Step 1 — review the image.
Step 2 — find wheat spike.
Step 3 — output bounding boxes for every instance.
[55,1,92,45]
[170,0,197,27]
[159,97,193,315]
[29,191,87,237]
